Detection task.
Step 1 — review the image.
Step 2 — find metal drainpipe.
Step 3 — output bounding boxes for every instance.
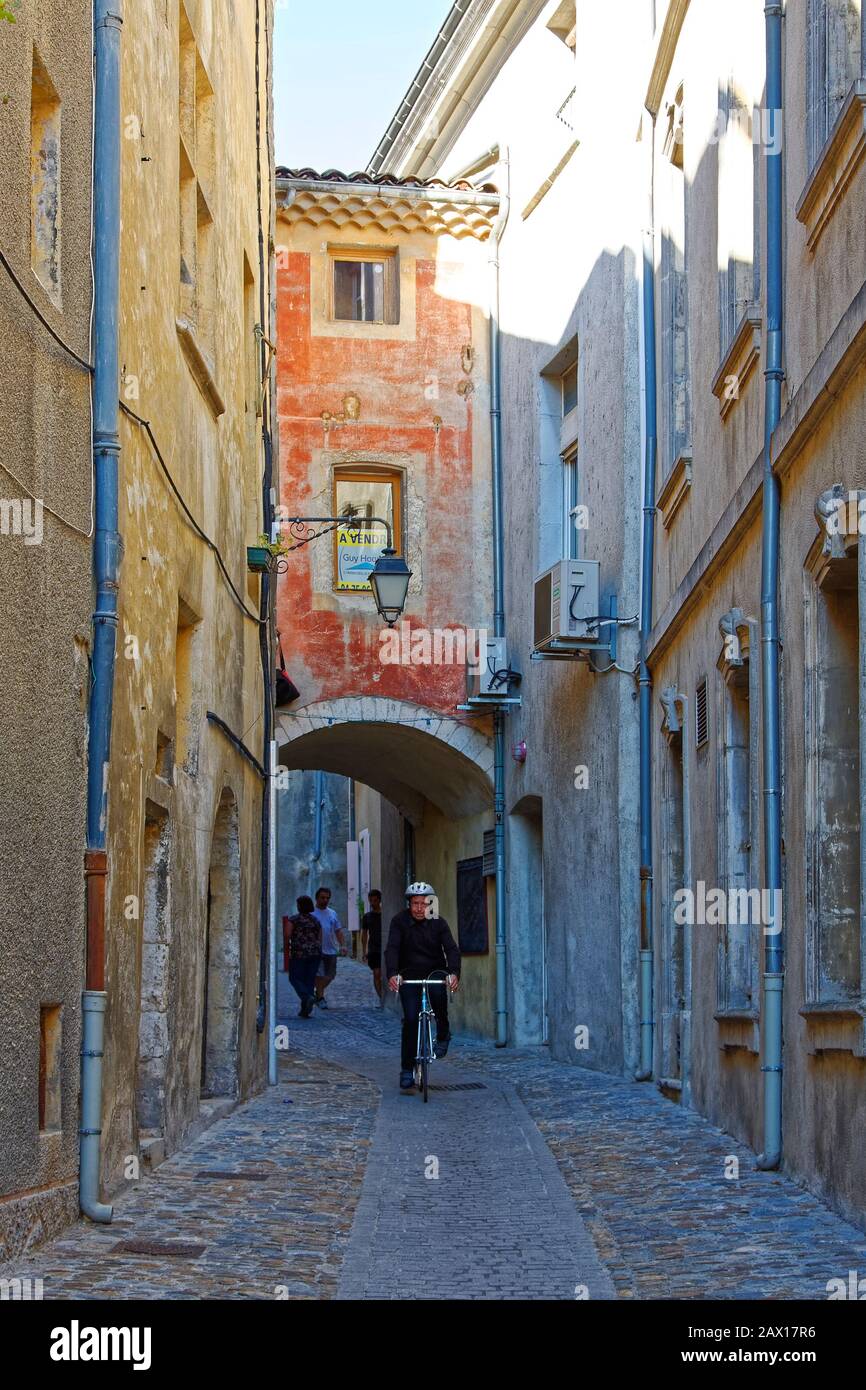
[636,113,658,1081]
[757,0,785,1171]
[490,149,510,1048]
[308,770,325,897]
[267,739,278,1085]
[81,0,123,1223]
[254,0,274,1037]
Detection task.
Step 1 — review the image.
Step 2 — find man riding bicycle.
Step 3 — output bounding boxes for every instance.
[385,881,460,1091]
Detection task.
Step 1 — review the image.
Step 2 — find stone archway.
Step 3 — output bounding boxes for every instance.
[275,697,493,820]
[201,789,241,1099]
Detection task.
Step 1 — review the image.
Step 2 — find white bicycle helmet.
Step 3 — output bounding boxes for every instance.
[406,880,435,898]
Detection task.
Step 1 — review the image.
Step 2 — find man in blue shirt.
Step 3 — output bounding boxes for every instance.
[312,885,344,1009]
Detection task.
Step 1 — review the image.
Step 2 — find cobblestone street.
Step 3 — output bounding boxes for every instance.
[3,961,865,1301]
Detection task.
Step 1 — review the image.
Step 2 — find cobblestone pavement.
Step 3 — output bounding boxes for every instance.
[0,1045,376,1300]
[4,958,865,1300]
[290,962,866,1301]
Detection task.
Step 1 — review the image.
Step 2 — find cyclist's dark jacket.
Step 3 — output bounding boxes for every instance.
[384,909,461,981]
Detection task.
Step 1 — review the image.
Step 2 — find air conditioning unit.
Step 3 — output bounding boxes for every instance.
[466,635,510,701]
[533,559,601,652]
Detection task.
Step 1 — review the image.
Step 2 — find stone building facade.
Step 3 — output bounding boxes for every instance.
[0,0,95,1259]
[273,169,500,1036]
[371,0,866,1226]
[0,0,277,1257]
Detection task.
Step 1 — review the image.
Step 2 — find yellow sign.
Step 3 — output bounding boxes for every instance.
[336,526,388,591]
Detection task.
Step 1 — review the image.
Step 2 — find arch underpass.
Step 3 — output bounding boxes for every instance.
[275,697,494,821]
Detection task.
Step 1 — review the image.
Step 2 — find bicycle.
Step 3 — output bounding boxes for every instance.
[400,972,451,1102]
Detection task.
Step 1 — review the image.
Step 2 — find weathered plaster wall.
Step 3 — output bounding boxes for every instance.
[435,0,645,1072]
[97,0,274,1195]
[644,0,866,1225]
[274,219,493,709]
[275,195,500,1033]
[0,1,93,1259]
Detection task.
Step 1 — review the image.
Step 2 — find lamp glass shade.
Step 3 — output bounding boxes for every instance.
[369,549,411,625]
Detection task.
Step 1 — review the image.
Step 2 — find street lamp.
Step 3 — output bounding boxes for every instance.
[369,548,412,627]
[266,513,411,626]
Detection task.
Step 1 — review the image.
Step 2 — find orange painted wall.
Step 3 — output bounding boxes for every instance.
[275,240,491,715]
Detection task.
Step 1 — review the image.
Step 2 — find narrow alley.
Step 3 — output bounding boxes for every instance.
[4,963,862,1302]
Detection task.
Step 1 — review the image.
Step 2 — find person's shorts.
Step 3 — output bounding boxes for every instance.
[317,953,337,981]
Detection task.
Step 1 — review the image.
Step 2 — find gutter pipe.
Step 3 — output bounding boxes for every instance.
[636,111,658,1081]
[255,0,274,1039]
[490,148,510,1048]
[757,0,785,1171]
[81,0,123,1223]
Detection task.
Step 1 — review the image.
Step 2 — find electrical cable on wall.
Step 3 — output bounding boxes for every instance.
[120,403,262,625]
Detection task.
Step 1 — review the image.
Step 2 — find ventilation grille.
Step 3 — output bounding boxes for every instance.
[482,829,496,877]
[695,678,709,748]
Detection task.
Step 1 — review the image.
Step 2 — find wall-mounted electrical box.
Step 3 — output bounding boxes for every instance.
[460,635,522,711]
[466,635,509,701]
[533,559,601,653]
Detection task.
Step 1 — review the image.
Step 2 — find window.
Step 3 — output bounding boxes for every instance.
[333,466,402,591]
[39,1005,62,1132]
[331,249,398,324]
[562,445,579,561]
[717,620,756,1013]
[805,548,861,1004]
[560,356,578,560]
[717,77,760,357]
[807,0,863,170]
[456,856,488,954]
[562,361,577,416]
[660,84,691,479]
[178,4,215,350]
[659,693,687,1082]
[30,48,61,306]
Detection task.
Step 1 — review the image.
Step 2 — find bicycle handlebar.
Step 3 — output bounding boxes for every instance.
[399,978,452,986]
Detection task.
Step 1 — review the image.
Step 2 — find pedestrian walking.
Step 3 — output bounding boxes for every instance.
[361,889,384,999]
[283,895,322,1019]
[312,885,344,1008]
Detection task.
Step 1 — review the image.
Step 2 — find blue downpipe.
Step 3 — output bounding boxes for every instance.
[636,136,658,1081]
[489,157,509,1048]
[81,0,124,1224]
[758,0,785,1170]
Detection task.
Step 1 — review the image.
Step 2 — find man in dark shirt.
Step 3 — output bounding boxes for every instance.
[385,881,460,1091]
[361,889,384,999]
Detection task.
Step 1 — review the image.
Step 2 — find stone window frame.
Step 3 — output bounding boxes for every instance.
[801,485,866,1056]
[658,686,692,1089]
[30,46,62,309]
[176,2,221,414]
[329,245,399,326]
[331,462,404,594]
[307,447,423,611]
[797,2,866,250]
[806,0,864,172]
[716,77,762,362]
[658,82,692,485]
[714,609,761,1033]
